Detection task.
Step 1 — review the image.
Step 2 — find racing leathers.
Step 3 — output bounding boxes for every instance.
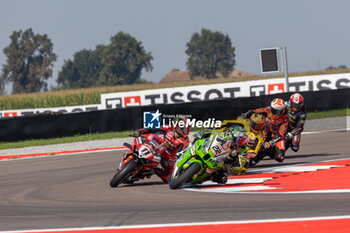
[216,118,266,175]
[243,106,289,164]
[134,126,189,183]
[285,104,307,152]
[193,128,248,182]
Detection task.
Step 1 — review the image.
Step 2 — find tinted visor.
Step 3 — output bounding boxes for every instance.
[251,120,264,131]
[271,107,284,116]
[233,136,246,147]
[290,101,302,110]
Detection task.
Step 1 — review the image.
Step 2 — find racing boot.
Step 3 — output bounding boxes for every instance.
[275,150,285,162]
[291,145,299,152]
[155,167,169,184]
[211,170,228,184]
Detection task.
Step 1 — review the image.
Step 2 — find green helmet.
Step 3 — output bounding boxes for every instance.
[230,126,248,147]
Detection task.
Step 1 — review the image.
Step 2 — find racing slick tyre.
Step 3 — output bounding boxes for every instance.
[109,159,138,188]
[169,162,201,189]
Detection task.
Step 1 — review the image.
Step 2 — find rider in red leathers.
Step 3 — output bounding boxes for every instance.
[242,98,289,166]
[133,117,190,183]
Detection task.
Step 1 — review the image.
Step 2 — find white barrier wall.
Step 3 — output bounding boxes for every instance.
[1,73,349,117]
[101,73,350,108]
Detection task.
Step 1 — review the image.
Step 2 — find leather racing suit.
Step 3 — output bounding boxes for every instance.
[216,118,266,174]
[244,106,289,163]
[285,104,307,152]
[136,126,189,183]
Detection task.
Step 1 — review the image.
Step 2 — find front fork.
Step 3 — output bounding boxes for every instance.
[119,154,144,175]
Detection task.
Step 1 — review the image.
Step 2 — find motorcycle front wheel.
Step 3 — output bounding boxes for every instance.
[109,159,138,188]
[169,162,201,189]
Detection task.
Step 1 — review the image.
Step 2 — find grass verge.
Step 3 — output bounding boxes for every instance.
[307,108,349,120]
[0,108,348,150]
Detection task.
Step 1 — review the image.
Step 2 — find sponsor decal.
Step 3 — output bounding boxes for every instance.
[0,105,102,118]
[250,85,265,97]
[4,112,17,117]
[105,97,122,109]
[124,96,141,107]
[268,83,285,94]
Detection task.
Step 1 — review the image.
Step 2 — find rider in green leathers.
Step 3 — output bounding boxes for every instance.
[192,125,249,184]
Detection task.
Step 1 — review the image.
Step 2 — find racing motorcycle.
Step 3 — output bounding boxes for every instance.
[109,132,166,188]
[169,131,232,189]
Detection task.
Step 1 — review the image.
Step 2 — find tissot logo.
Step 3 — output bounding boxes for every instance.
[143,110,162,129]
[124,96,141,107]
[96,74,350,110]
[268,83,285,94]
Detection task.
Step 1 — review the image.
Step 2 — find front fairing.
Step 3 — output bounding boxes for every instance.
[172,134,226,183]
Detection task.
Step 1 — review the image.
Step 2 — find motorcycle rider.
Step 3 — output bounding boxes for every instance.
[242,98,289,166]
[215,113,267,175]
[132,117,190,183]
[193,126,249,184]
[285,93,307,152]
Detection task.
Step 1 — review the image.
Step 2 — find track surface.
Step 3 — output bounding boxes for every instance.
[0,131,349,231]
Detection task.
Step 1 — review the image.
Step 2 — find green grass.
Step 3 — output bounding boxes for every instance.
[0,108,348,150]
[307,108,349,119]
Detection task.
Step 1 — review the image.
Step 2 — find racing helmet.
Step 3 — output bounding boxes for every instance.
[250,113,266,133]
[270,98,286,117]
[173,116,191,138]
[288,93,304,112]
[230,126,248,147]
[245,133,256,148]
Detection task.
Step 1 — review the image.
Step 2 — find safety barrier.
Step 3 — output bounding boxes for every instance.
[0,89,348,142]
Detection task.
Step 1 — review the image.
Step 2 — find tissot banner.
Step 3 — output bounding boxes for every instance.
[100,73,350,109]
[0,73,349,117]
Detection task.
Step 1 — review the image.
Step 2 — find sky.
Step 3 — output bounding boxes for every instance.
[1,0,349,92]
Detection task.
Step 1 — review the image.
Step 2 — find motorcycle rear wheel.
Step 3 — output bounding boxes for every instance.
[109,159,138,188]
[169,162,201,189]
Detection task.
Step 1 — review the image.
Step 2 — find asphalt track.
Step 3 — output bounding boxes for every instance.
[0,130,349,231]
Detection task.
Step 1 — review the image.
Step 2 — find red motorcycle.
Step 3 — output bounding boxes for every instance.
[109,132,167,188]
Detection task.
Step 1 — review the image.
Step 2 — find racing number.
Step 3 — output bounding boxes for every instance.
[212,145,222,154]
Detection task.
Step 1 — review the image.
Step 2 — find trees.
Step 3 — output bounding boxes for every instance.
[57,31,153,88]
[97,32,153,86]
[325,65,348,70]
[57,48,103,89]
[1,28,57,94]
[185,28,236,79]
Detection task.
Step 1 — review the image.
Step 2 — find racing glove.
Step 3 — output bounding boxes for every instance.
[241,110,255,119]
[263,140,275,149]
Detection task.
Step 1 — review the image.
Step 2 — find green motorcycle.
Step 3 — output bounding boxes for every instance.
[169,130,237,189]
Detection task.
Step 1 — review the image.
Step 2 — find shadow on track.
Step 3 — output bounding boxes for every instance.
[286,153,339,159]
[112,180,165,188]
[250,153,339,169]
